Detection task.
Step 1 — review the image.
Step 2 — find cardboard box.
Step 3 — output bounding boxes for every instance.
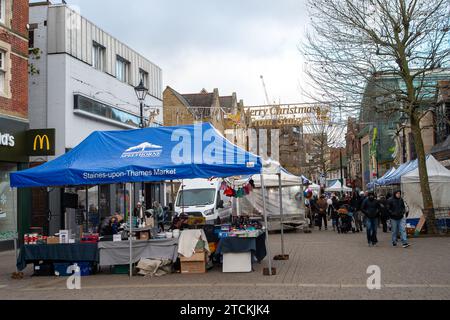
[46,237,59,244]
[180,251,207,274]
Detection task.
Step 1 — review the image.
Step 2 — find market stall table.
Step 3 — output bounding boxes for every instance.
[17,243,99,272]
[215,233,266,273]
[98,238,178,266]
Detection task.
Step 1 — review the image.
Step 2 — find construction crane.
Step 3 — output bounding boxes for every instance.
[260,75,272,106]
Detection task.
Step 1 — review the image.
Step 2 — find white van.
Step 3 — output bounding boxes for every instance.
[174,179,233,224]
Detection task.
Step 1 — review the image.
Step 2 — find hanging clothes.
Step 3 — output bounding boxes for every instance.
[220,181,228,191]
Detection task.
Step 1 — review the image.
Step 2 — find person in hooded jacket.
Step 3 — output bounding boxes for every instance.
[361,192,381,247]
[387,190,410,248]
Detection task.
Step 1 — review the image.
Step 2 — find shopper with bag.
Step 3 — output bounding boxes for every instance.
[387,190,411,248]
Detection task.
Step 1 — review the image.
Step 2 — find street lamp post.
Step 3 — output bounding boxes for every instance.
[134,80,149,223]
[134,80,149,129]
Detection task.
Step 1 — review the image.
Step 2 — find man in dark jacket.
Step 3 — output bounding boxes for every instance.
[361,192,380,247]
[387,190,410,248]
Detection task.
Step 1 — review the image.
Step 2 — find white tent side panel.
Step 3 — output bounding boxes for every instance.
[401,156,450,220]
[402,180,450,219]
[241,186,305,218]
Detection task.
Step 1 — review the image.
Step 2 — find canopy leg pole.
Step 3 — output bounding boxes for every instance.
[278,173,285,256]
[13,190,18,274]
[261,175,273,276]
[129,183,133,278]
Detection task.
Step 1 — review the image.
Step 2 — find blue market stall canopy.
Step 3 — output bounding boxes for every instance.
[375,155,431,186]
[10,123,262,188]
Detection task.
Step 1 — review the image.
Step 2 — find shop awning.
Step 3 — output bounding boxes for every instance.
[10,123,262,188]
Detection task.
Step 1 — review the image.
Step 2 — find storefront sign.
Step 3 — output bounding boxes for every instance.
[0,117,28,163]
[246,104,331,128]
[27,129,56,156]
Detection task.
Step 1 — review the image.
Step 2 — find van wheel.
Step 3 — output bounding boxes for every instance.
[215,217,221,225]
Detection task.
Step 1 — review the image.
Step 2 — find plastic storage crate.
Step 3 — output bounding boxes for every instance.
[53,262,72,277]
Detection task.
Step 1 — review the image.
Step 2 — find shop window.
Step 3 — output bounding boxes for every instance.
[99,185,110,219]
[87,186,99,232]
[115,183,132,219]
[0,50,5,95]
[0,163,18,241]
[74,94,140,127]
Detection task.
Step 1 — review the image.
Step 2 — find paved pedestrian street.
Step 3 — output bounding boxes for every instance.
[0,230,449,300]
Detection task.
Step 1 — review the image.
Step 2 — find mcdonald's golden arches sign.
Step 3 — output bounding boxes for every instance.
[27,129,56,156]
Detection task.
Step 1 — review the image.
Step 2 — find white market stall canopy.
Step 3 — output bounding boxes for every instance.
[325,180,352,193]
[401,155,450,220]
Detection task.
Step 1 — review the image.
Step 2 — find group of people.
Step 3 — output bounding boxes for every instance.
[307,190,411,248]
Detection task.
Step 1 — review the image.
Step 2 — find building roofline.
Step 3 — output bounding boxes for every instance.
[31,2,161,70]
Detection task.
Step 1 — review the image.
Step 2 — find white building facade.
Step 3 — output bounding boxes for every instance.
[28,3,165,235]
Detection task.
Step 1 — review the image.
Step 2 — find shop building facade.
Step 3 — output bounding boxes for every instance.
[0,0,30,247]
[28,2,164,236]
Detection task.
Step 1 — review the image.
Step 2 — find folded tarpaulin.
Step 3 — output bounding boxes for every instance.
[10,123,262,188]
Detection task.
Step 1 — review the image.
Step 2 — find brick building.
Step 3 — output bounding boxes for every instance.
[0,0,29,247]
[0,0,28,118]
[163,87,249,148]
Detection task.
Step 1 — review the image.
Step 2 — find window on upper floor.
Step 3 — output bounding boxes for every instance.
[0,0,5,25]
[139,69,149,88]
[92,42,106,72]
[116,55,130,83]
[0,50,6,95]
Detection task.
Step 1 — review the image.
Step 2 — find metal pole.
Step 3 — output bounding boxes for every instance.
[278,173,285,256]
[129,183,133,278]
[13,188,18,273]
[260,174,272,276]
[140,101,144,129]
[340,149,344,187]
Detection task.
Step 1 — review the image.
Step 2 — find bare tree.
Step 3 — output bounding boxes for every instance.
[302,0,450,233]
[303,109,347,181]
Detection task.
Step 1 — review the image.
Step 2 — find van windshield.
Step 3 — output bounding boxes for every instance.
[176,189,216,207]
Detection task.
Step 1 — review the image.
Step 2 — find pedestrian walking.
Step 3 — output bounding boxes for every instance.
[387,190,411,248]
[329,195,339,231]
[317,194,328,230]
[378,195,390,233]
[350,192,364,232]
[361,192,381,247]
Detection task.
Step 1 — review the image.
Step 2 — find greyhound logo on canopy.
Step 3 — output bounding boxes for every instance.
[121,142,163,158]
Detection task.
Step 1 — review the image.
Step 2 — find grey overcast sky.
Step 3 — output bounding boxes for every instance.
[44,0,310,106]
